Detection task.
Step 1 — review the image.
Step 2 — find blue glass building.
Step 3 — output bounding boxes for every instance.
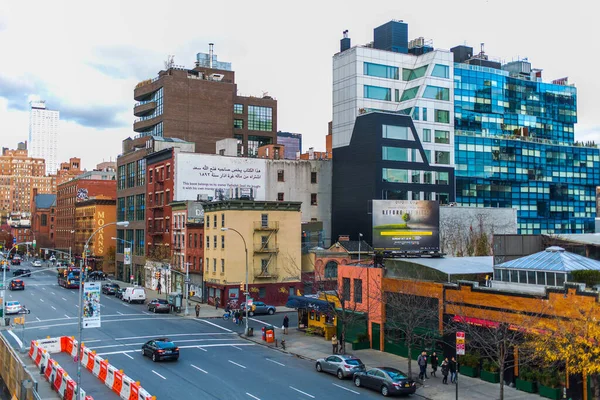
[453,55,600,234]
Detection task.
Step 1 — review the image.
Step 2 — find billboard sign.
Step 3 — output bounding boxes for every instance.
[372,200,440,251]
[175,153,266,202]
[124,248,131,265]
[83,282,101,328]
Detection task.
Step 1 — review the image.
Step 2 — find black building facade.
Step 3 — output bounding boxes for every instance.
[332,112,455,245]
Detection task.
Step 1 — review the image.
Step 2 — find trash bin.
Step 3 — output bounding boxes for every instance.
[4,317,10,327]
[266,329,275,343]
[247,327,254,337]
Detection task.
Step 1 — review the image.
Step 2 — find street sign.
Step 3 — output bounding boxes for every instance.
[456,331,466,355]
[185,279,190,284]
[32,240,36,249]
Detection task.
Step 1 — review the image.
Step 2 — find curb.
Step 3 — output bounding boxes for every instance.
[238,332,318,362]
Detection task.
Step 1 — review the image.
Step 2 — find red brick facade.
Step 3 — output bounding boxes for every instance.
[146,149,175,258]
[30,189,56,251]
[184,222,204,274]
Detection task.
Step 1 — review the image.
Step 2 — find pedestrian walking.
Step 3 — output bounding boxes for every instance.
[195,303,200,318]
[282,314,289,335]
[156,282,162,294]
[450,356,457,383]
[331,334,338,354]
[215,297,220,309]
[234,310,240,324]
[430,351,439,377]
[441,358,449,384]
[417,351,429,380]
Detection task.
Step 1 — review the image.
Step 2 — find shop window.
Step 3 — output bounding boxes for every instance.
[259,287,266,298]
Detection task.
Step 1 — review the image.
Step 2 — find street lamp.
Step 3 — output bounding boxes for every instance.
[111,237,133,282]
[221,227,249,336]
[2,242,32,321]
[76,221,129,400]
[358,233,363,262]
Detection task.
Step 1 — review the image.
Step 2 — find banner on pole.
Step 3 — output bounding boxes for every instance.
[83,282,101,328]
[124,248,131,265]
[456,331,465,355]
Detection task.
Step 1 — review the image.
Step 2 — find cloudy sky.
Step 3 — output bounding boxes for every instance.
[0,0,597,170]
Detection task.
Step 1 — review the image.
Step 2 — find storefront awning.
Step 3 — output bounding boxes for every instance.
[286,296,333,313]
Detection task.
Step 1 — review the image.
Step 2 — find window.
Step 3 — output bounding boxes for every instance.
[342,278,351,301]
[213,235,217,248]
[194,233,198,248]
[364,85,391,101]
[221,213,225,228]
[136,159,146,186]
[277,192,284,201]
[434,130,450,144]
[206,258,209,272]
[213,259,217,272]
[402,65,428,81]
[261,213,268,228]
[422,129,431,142]
[383,168,409,183]
[41,214,47,226]
[423,150,431,163]
[117,197,125,221]
[259,287,266,298]
[311,171,317,184]
[422,107,427,121]
[412,191,421,200]
[221,259,225,273]
[234,119,244,129]
[423,86,450,101]
[411,170,420,183]
[431,64,449,79]
[221,235,225,249]
[354,279,363,303]
[382,125,411,140]
[213,215,217,228]
[247,105,273,131]
[395,89,400,102]
[234,104,244,114]
[363,62,399,79]
[166,165,171,179]
[135,229,145,256]
[311,193,318,205]
[435,151,451,165]
[206,235,210,249]
[261,259,269,274]
[436,171,449,185]
[136,194,145,220]
[116,230,125,253]
[148,169,153,184]
[423,172,432,184]
[382,147,408,161]
[126,162,135,188]
[400,86,419,102]
[434,109,450,123]
[277,170,284,182]
[166,190,170,204]
[118,165,126,190]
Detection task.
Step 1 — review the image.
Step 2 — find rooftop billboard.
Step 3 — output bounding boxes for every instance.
[372,200,440,251]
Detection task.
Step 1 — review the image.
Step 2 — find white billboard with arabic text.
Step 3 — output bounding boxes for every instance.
[175,153,267,201]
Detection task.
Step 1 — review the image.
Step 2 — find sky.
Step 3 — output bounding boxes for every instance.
[0,0,598,170]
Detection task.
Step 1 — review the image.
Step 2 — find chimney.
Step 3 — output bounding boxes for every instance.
[209,43,214,68]
[340,30,351,52]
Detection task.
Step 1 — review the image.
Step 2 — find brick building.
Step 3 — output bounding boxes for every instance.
[55,177,116,255]
[133,46,277,156]
[115,136,194,283]
[30,190,56,252]
[74,197,117,272]
[54,158,82,185]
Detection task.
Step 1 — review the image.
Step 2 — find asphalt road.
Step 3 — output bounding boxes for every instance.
[2,260,383,400]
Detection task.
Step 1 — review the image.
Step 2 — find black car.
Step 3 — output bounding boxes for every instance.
[115,288,126,300]
[353,367,416,397]
[13,268,31,277]
[101,283,120,295]
[141,338,179,362]
[9,279,25,291]
[89,271,106,280]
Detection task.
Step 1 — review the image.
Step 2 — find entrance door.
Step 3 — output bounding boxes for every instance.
[372,323,381,351]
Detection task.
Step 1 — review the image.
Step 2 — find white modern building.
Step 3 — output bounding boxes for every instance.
[29,100,59,175]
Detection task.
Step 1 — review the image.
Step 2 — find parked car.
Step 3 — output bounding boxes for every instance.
[316,355,366,379]
[5,301,23,314]
[9,279,25,291]
[147,299,170,313]
[88,271,106,280]
[141,338,179,362]
[32,260,42,267]
[123,286,146,304]
[11,257,21,266]
[12,269,31,277]
[353,367,416,397]
[240,301,276,316]
[101,283,120,295]
[115,288,126,300]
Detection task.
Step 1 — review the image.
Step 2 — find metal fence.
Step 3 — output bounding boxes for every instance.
[0,334,39,400]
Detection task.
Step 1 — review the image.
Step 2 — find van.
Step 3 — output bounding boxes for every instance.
[123,286,146,304]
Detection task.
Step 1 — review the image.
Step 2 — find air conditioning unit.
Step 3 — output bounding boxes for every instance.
[210,74,224,82]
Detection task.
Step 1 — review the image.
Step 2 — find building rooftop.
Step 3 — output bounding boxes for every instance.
[409,256,493,275]
[34,194,56,209]
[552,234,600,246]
[331,240,373,253]
[495,246,600,272]
[202,200,302,212]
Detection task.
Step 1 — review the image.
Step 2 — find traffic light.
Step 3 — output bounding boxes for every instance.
[155,271,161,280]
[240,282,245,291]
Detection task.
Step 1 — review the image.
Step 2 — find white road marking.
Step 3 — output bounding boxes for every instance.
[41,287,46,290]
[97,343,253,356]
[142,311,153,315]
[8,295,11,298]
[333,383,360,394]
[266,358,285,367]
[290,386,315,398]
[249,317,279,327]
[51,306,56,310]
[64,315,70,319]
[51,292,55,295]
[122,353,134,360]
[40,299,44,302]
[232,345,243,351]
[25,316,179,331]
[115,332,235,341]
[197,347,208,352]
[7,330,23,348]
[75,305,79,308]
[152,370,166,380]
[190,364,208,374]
[228,360,246,369]
[117,311,124,315]
[27,314,146,324]
[35,317,40,322]
[246,393,261,400]
[199,319,232,332]
[62,298,66,301]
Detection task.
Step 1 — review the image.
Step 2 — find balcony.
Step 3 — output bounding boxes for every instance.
[134,76,161,101]
[254,268,278,279]
[254,245,278,253]
[149,229,165,236]
[133,101,156,117]
[253,221,279,231]
[133,115,162,132]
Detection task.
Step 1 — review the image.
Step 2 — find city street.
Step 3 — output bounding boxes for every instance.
[2,260,382,400]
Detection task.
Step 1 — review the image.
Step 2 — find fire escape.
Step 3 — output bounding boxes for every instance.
[253,220,279,278]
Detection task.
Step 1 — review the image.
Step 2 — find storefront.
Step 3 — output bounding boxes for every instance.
[286,295,337,339]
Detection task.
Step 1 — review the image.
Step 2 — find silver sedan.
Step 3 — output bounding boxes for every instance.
[315,355,366,379]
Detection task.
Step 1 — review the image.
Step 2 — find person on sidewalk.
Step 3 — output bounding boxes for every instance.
[449,356,457,383]
[215,297,220,310]
[441,358,449,384]
[282,314,289,334]
[331,334,338,354]
[417,351,429,380]
[156,282,162,295]
[234,310,240,324]
[195,303,200,318]
[430,351,439,377]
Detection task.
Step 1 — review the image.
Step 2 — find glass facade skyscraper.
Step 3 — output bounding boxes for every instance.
[454,62,599,234]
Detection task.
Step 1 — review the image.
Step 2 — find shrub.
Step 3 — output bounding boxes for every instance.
[356,333,370,343]
[539,370,561,388]
[461,353,480,368]
[482,359,499,373]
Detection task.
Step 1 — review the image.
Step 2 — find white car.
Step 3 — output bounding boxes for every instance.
[32,260,42,267]
[5,301,22,315]
[123,287,146,304]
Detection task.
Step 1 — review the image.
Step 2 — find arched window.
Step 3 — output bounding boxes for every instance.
[324,261,338,279]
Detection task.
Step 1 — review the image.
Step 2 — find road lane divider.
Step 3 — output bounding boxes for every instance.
[29,336,157,400]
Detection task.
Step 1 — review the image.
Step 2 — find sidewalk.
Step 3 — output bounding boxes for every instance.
[242,328,540,400]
